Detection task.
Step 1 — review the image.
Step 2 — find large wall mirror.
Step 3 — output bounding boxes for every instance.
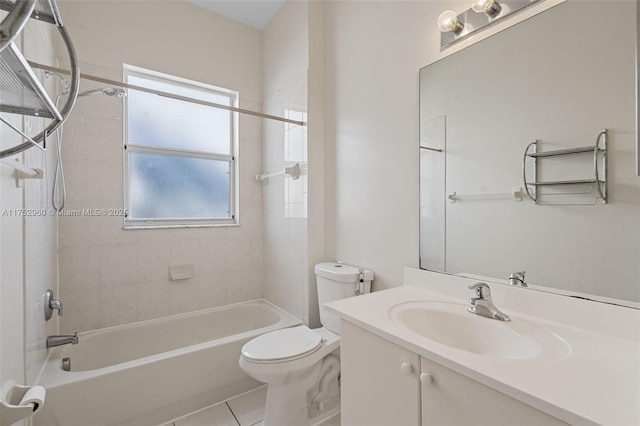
[419,0,640,305]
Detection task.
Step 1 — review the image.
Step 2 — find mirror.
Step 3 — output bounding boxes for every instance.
[419,1,640,304]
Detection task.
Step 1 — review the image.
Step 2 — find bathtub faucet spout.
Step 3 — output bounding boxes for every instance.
[47,333,78,349]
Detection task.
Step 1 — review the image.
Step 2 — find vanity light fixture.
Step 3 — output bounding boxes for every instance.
[437,10,464,35]
[438,0,540,50]
[471,0,502,18]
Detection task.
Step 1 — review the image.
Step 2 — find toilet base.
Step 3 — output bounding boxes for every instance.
[263,373,340,426]
[308,392,340,426]
[261,353,341,426]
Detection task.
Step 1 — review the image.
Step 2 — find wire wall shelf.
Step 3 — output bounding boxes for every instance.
[0,0,78,159]
[0,0,61,25]
[0,42,62,119]
[523,129,608,205]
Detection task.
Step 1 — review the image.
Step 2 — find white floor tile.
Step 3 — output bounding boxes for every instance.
[174,402,238,426]
[227,386,267,426]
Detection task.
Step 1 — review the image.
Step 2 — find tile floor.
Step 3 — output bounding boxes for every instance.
[162,386,340,426]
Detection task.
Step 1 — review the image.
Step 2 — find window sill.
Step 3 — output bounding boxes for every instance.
[123,221,239,230]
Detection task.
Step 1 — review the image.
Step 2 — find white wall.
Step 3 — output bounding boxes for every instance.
[323,1,446,290]
[56,1,264,332]
[262,1,310,323]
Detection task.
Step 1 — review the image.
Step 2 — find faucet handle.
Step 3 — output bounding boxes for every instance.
[468,282,491,299]
[44,289,63,320]
[509,271,527,287]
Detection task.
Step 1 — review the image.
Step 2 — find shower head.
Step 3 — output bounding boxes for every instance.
[78,87,127,98]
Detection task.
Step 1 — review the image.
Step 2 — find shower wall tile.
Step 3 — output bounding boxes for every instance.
[227,270,262,305]
[138,281,172,321]
[99,216,137,246]
[137,242,171,282]
[170,278,201,316]
[99,284,138,328]
[199,239,228,274]
[98,244,139,286]
[58,61,264,333]
[227,237,252,271]
[59,286,100,334]
[262,70,309,323]
[171,240,201,276]
[199,272,229,309]
[23,17,59,385]
[59,246,100,288]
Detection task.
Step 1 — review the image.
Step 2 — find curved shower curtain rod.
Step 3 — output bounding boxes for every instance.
[28,61,307,128]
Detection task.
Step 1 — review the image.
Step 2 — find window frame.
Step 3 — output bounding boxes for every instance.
[123,64,239,229]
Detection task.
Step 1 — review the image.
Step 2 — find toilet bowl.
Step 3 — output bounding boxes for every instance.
[238,262,373,426]
[239,326,341,426]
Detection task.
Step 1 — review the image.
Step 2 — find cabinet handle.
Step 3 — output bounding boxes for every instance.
[400,362,414,375]
[420,372,432,384]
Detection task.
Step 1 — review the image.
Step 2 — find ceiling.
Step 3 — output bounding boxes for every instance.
[186,0,286,30]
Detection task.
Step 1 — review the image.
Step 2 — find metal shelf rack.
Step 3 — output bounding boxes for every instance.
[523,129,608,205]
[0,0,79,158]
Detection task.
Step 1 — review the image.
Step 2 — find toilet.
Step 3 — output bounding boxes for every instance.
[239,262,373,426]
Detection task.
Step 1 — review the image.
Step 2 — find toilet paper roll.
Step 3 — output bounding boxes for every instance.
[19,385,46,414]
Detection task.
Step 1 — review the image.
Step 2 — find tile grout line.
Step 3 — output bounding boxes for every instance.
[226,401,242,426]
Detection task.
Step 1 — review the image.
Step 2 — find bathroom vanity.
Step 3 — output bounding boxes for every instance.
[326,268,640,426]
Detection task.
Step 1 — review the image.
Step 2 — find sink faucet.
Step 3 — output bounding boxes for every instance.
[468,283,511,322]
[46,333,78,349]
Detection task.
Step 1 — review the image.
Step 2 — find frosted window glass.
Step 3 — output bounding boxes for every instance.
[129,152,230,219]
[127,75,232,154]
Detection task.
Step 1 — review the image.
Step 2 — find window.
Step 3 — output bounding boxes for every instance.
[124,65,238,228]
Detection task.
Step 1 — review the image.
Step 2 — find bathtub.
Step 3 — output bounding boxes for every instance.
[34,299,300,426]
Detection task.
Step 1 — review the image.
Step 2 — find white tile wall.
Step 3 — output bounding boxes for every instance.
[22,20,61,384]
[262,74,309,323]
[58,63,264,333]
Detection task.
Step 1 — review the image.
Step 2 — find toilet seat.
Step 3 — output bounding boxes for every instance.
[241,325,322,363]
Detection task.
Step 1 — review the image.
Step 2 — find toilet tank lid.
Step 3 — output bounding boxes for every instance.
[314,262,374,283]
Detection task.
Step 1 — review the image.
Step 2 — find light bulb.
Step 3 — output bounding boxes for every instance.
[437,10,463,35]
[471,0,502,17]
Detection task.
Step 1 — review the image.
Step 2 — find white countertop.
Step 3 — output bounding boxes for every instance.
[326,268,640,426]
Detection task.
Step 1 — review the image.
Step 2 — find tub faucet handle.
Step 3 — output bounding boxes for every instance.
[44,289,63,320]
[50,298,63,315]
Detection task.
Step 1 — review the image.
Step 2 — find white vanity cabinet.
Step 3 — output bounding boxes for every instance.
[341,321,420,426]
[341,321,568,426]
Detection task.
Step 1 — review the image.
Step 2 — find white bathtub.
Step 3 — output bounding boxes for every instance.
[35,300,300,426]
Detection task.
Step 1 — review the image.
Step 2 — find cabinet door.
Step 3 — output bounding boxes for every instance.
[420,357,568,426]
[341,321,421,426]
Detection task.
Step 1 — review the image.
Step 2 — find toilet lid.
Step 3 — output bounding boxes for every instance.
[241,325,322,362]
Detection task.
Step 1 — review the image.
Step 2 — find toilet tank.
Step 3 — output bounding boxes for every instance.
[315,262,374,335]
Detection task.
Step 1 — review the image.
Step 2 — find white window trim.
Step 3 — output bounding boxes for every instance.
[122,64,239,229]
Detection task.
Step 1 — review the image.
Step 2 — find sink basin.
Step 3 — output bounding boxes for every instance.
[389,301,570,360]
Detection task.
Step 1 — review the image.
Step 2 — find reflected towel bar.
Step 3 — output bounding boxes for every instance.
[448,188,523,203]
